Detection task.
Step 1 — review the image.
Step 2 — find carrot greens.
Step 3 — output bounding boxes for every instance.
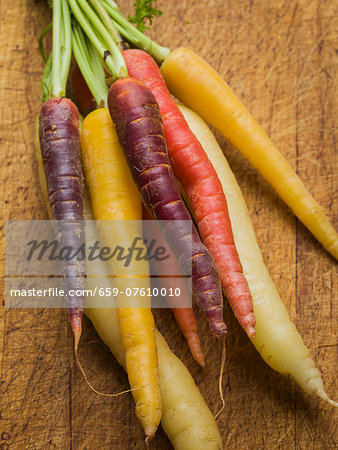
[68,0,127,79]
[100,0,169,63]
[128,0,163,32]
[71,23,108,107]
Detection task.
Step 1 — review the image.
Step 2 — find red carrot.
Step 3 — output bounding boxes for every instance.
[39,97,85,350]
[108,77,226,338]
[142,206,205,366]
[123,49,256,339]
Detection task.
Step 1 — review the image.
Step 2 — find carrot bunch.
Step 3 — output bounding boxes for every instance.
[34,0,337,447]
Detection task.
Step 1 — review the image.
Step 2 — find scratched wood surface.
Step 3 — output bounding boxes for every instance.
[0,0,337,448]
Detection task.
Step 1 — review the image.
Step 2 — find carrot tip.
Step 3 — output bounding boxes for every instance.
[190,350,205,367]
[144,427,156,444]
[247,327,256,339]
[185,331,205,367]
[196,355,206,367]
[71,318,82,353]
[313,388,338,408]
[212,322,227,338]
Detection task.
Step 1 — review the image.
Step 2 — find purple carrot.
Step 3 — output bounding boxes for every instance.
[39,97,85,350]
[108,78,226,337]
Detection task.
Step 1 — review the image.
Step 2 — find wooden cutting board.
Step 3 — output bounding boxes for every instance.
[0,0,337,448]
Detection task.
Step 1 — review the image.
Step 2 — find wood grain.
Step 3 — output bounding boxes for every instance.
[0,0,337,448]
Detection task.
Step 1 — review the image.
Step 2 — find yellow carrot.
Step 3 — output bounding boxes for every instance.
[161,48,338,260]
[82,197,222,448]
[80,108,161,439]
[85,304,223,449]
[178,105,337,406]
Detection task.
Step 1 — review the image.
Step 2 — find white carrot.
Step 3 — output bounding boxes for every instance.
[178,105,337,406]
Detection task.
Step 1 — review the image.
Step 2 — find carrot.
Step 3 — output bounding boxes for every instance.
[39,98,85,346]
[179,104,337,406]
[124,49,256,339]
[80,107,161,439]
[86,306,223,449]
[107,78,226,338]
[39,0,85,352]
[160,48,338,260]
[99,3,338,259]
[142,206,205,366]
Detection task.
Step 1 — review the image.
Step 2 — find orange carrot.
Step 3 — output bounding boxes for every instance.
[142,206,205,366]
[124,49,256,338]
[172,308,204,366]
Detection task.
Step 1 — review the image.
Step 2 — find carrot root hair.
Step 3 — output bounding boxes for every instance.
[326,398,338,408]
[319,391,338,408]
[74,339,145,398]
[214,338,226,420]
[145,435,151,448]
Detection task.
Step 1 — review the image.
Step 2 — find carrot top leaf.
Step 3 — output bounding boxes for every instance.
[100,0,170,64]
[128,0,163,32]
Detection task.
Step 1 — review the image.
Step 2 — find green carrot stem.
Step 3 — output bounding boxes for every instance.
[51,0,62,96]
[72,23,108,107]
[49,0,72,98]
[70,0,127,80]
[88,0,124,50]
[60,0,72,92]
[101,0,170,64]
[67,0,123,80]
[39,22,52,64]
